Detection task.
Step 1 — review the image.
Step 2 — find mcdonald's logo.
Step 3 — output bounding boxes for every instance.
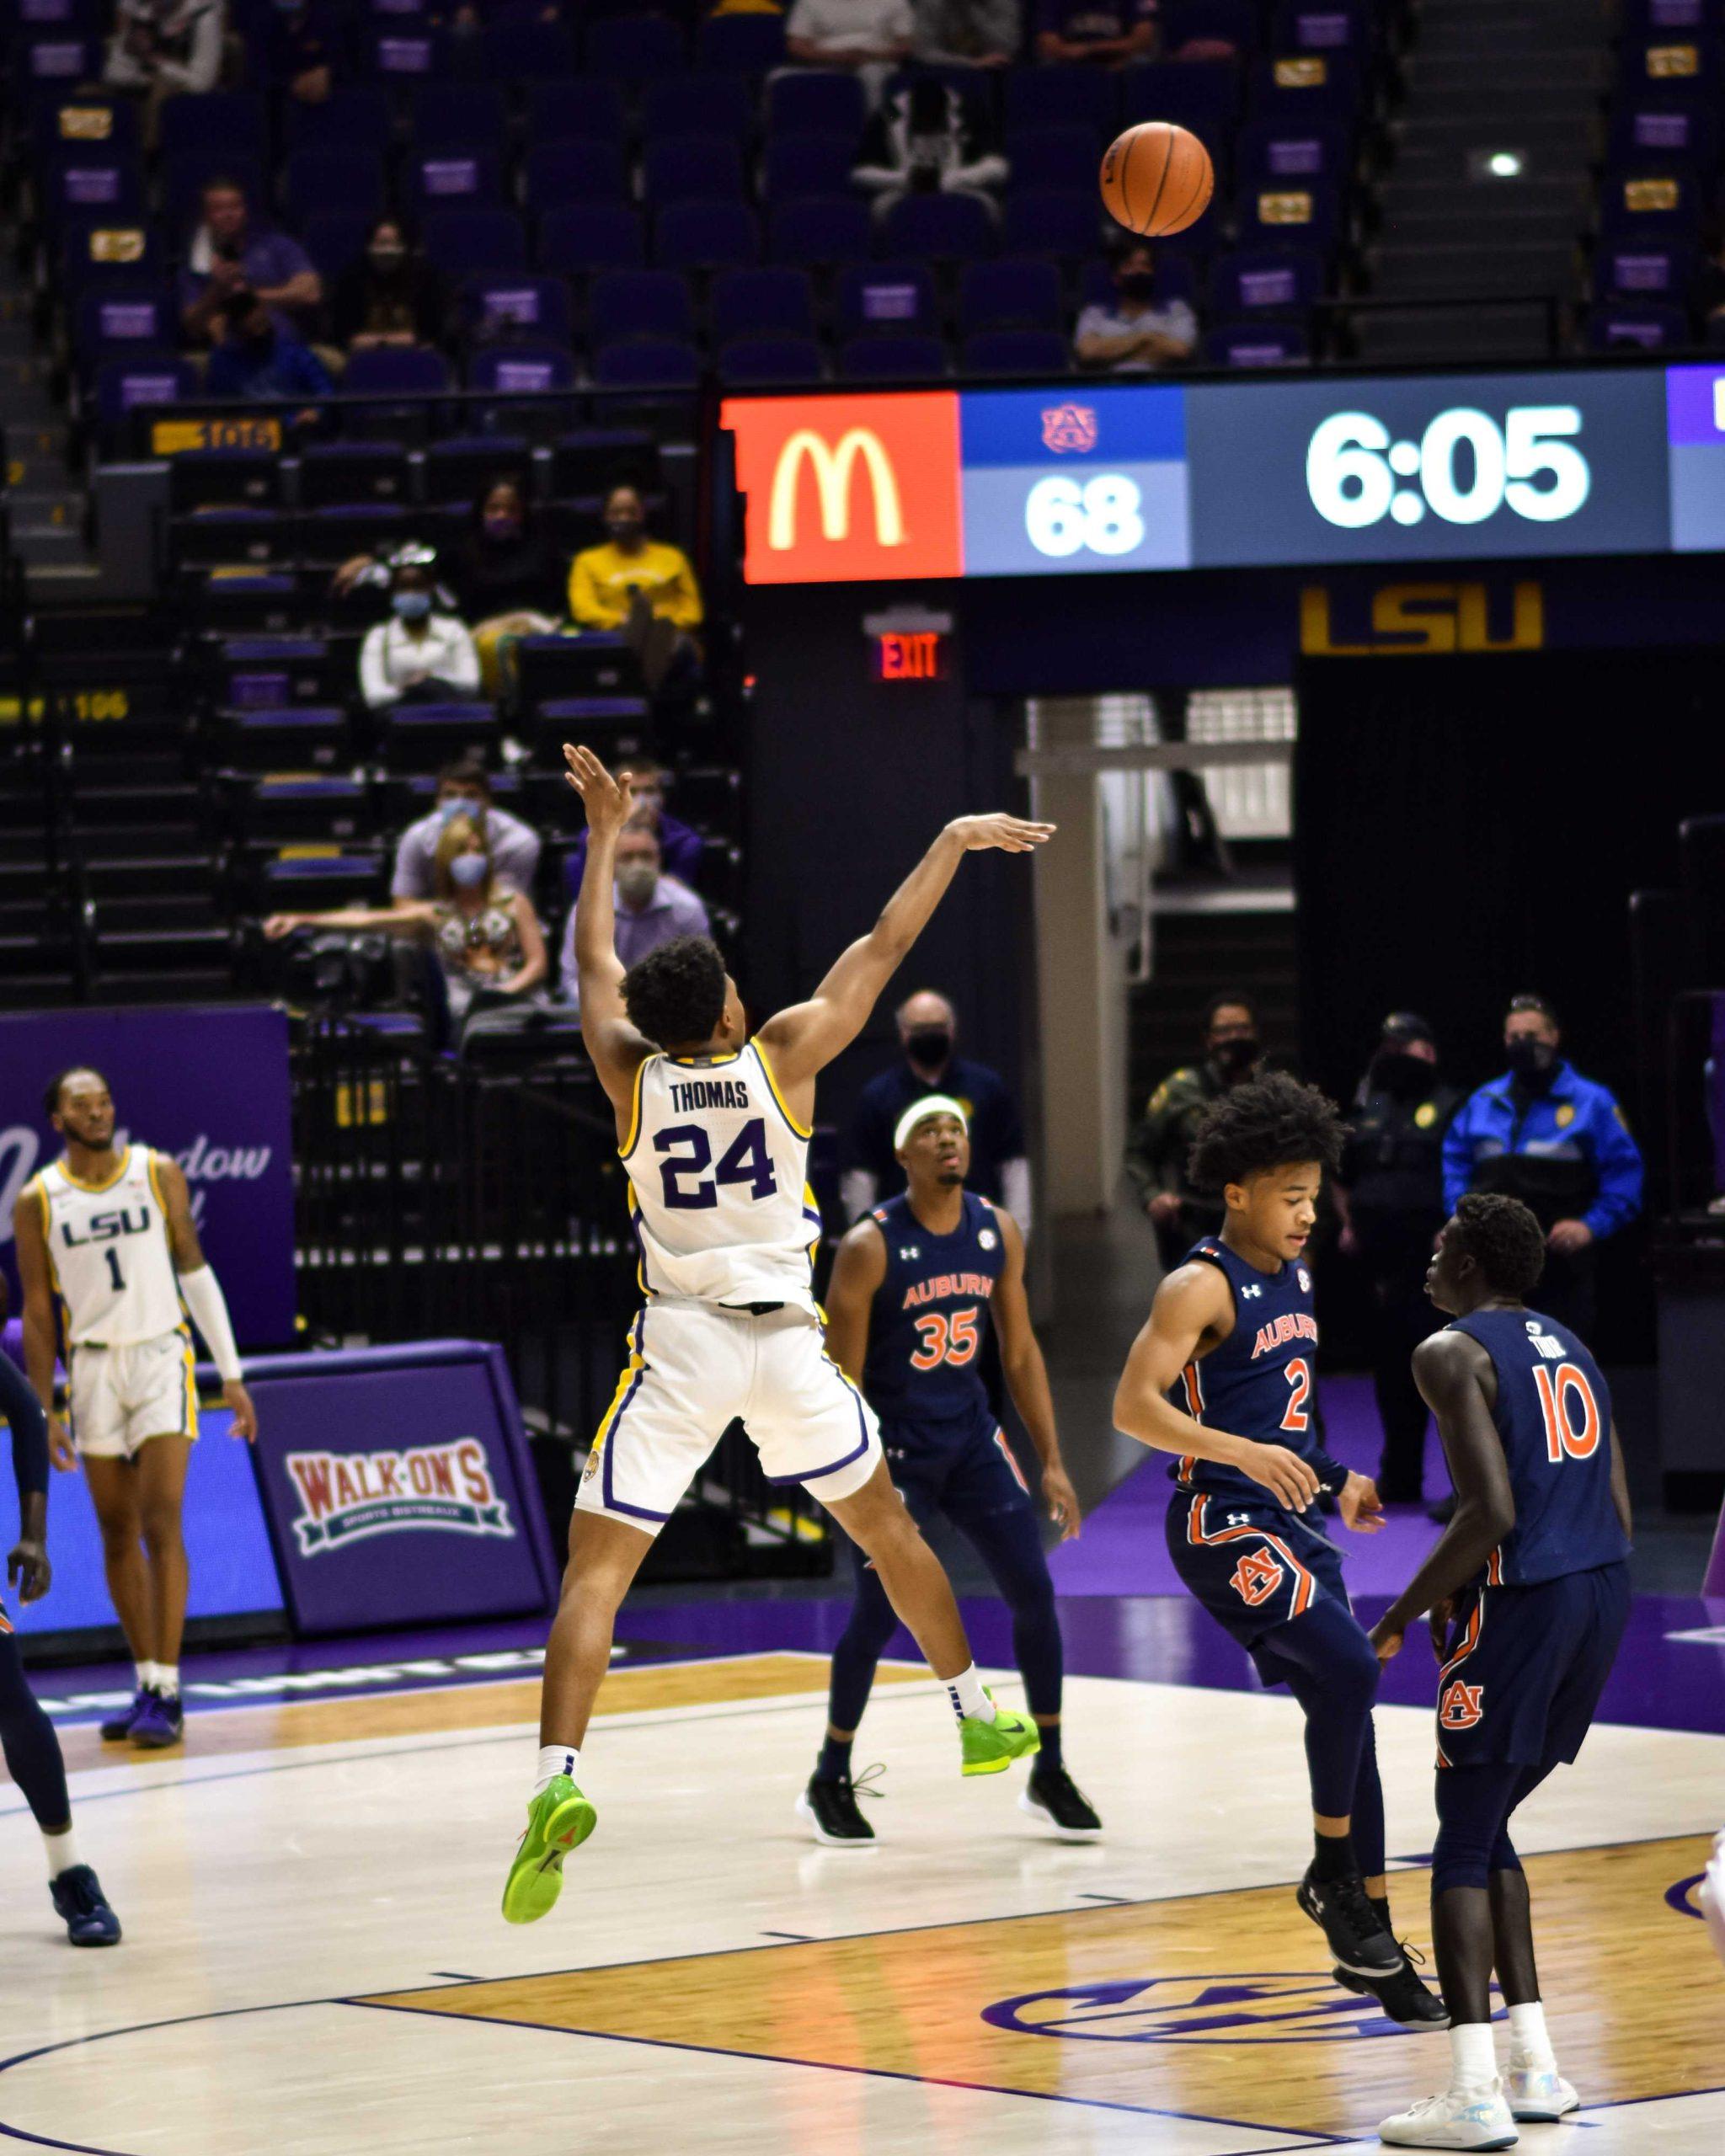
[722,392,964,584]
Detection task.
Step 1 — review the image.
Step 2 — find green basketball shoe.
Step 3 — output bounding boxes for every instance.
[959,1694,1041,1777]
[501,1776,596,1924]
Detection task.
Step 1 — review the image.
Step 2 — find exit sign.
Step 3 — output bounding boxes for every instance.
[873,629,946,680]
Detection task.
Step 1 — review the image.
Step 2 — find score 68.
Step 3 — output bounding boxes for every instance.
[1306,407,1591,531]
[1024,472,1147,558]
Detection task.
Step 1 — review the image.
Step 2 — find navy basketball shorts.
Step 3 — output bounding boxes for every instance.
[882,1406,1035,1530]
[1435,1559,1630,1771]
[1166,1490,1351,1679]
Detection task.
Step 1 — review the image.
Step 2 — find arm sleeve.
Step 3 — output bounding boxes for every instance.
[0,1350,51,1506]
[1441,1099,1474,1213]
[179,1264,243,1383]
[1308,1446,1351,1498]
[1583,1095,1645,1238]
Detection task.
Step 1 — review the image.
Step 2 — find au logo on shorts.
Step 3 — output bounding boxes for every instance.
[1439,1678,1486,1729]
[1230,1548,1284,1607]
[983,1972,1407,2045]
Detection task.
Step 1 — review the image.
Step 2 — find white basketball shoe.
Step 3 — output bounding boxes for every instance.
[1505,2065,1578,2123]
[1378,2081,1519,2149]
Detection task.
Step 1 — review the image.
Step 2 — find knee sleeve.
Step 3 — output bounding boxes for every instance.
[1432,1764,1524,1898]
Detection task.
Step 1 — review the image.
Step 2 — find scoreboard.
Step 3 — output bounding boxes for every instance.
[721,365,1725,584]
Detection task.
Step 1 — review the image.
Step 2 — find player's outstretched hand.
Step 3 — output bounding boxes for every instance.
[7,1536,51,1604]
[1239,1439,1321,1512]
[562,744,634,835]
[1368,1616,1403,1666]
[224,1380,258,1444]
[1043,1461,1081,1541]
[945,813,1056,855]
[48,1417,78,1475]
[1338,1470,1385,1534]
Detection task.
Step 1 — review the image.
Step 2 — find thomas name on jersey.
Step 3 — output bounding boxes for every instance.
[667,1078,751,1113]
[1248,1312,1319,1359]
[902,1271,997,1310]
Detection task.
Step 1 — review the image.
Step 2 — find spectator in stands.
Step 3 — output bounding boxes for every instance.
[104,0,225,142]
[1124,992,1262,1272]
[786,0,913,93]
[913,0,1020,65]
[841,990,1032,1234]
[569,485,703,695]
[330,218,451,359]
[1074,239,1197,373]
[451,478,565,696]
[559,826,710,1009]
[393,756,542,902]
[1035,0,1156,64]
[204,289,333,407]
[329,538,457,611]
[268,0,336,105]
[265,814,547,1037]
[179,178,323,349]
[853,73,1009,222]
[564,760,703,899]
[359,561,482,708]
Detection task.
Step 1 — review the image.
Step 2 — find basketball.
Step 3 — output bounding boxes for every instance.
[1099,121,1215,237]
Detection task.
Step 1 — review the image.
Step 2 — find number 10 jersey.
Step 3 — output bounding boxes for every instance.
[621,1042,824,1313]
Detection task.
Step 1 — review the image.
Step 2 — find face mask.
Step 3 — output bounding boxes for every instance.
[606,517,644,544]
[1119,272,1157,302]
[369,246,405,274]
[905,1025,952,1069]
[393,590,432,620]
[437,797,481,825]
[617,863,658,906]
[1370,1049,1432,1102]
[1506,1036,1557,1086]
[448,851,489,889]
[483,512,520,542]
[1213,1035,1258,1076]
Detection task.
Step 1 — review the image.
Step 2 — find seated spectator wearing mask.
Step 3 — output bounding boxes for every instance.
[1035,0,1156,64]
[1074,240,1197,374]
[559,824,709,1010]
[568,485,703,694]
[392,757,542,903]
[264,814,547,1038]
[1442,993,1644,1340]
[104,0,225,143]
[912,0,1020,66]
[842,990,1031,1234]
[330,217,450,358]
[179,178,322,349]
[1124,993,1260,1273]
[204,289,333,406]
[451,478,565,696]
[853,73,1009,222]
[563,759,702,899]
[359,561,482,709]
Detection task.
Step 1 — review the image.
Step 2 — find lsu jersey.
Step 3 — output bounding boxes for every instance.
[1167,1236,1329,1504]
[34,1146,184,1345]
[621,1041,822,1313]
[862,1190,1005,1424]
[1448,1306,1632,1586]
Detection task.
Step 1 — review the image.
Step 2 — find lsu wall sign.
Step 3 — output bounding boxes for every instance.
[285,1437,513,1556]
[722,392,964,584]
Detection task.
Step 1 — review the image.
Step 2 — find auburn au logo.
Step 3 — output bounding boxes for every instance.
[1439,1679,1486,1729]
[1231,1549,1284,1607]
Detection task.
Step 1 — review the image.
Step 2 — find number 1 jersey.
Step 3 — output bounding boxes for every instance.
[621,1042,823,1313]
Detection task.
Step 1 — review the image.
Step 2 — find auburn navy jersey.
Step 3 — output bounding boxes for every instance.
[862,1192,1006,1425]
[1448,1306,1631,1586]
[1167,1237,1338,1504]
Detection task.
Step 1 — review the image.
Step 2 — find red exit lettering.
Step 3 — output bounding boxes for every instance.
[877,631,943,680]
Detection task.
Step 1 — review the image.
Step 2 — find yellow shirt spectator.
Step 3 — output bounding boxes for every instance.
[568,537,703,630]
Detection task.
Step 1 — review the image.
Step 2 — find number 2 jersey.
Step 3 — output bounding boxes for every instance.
[862,1190,1004,1426]
[32,1145,184,1345]
[621,1041,823,1313]
[1167,1236,1348,1505]
[1447,1306,1630,1586]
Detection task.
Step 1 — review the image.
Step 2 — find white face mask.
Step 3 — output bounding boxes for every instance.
[448,852,489,889]
[616,862,659,906]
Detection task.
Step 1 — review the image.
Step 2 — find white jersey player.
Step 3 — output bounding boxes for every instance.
[500,747,1055,1924]
[14,1069,257,1750]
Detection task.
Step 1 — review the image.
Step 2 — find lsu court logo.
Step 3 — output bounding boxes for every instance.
[721,392,964,585]
[285,1438,514,1557]
[984,1973,1413,2045]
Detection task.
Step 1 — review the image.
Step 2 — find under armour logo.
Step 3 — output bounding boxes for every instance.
[1226,1513,1251,1526]
[1240,1284,1263,1299]
[900,1246,920,1260]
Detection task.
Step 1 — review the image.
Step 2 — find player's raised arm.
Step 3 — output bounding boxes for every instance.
[755,812,1054,1095]
[156,1155,257,1444]
[563,744,656,1109]
[991,1210,1080,1540]
[821,1217,889,1386]
[1112,1262,1322,1513]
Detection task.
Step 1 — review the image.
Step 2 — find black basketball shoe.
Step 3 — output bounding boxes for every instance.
[1019,1764,1103,1840]
[1333,1941,1450,2027]
[796,1768,881,1847]
[1297,1865,1402,1977]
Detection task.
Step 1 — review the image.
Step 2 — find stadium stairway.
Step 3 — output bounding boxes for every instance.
[1360,0,1608,361]
[0,259,98,590]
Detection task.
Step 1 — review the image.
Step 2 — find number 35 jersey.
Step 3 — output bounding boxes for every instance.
[622,1043,824,1314]
[34,1145,184,1345]
[862,1191,1004,1426]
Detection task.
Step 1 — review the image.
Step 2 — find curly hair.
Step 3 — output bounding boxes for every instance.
[622,935,728,1049]
[1188,1070,1343,1192]
[1447,1191,1546,1299]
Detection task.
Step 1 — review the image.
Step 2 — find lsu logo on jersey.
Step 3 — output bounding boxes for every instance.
[1230,1548,1284,1608]
[1439,1678,1486,1730]
[285,1438,514,1556]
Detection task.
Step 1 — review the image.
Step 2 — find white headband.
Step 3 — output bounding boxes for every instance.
[894,1095,969,1154]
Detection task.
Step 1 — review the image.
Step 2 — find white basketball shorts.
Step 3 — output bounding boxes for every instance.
[69,1326,200,1460]
[576,1300,882,1534]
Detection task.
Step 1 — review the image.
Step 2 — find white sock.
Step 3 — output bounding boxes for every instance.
[943,1664,993,1724]
[136,1662,158,1694]
[44,1828,81,1881]
[1508,1999,1556,2069]
[533,1743,580,1796]
[1450,2020,1498,2092]
[156,1664,180,1700]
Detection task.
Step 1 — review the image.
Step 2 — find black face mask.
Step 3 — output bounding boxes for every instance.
[1213,1036,1258,1077]
[906,1026,952,1070]
[1506,1036,1558,1091]
[1370,1049,1433,1102]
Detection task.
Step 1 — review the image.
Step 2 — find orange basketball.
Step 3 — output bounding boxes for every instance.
[1099,122,1215,237]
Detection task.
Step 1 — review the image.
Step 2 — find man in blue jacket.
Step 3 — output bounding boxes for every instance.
[1442,994,1643,1342]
